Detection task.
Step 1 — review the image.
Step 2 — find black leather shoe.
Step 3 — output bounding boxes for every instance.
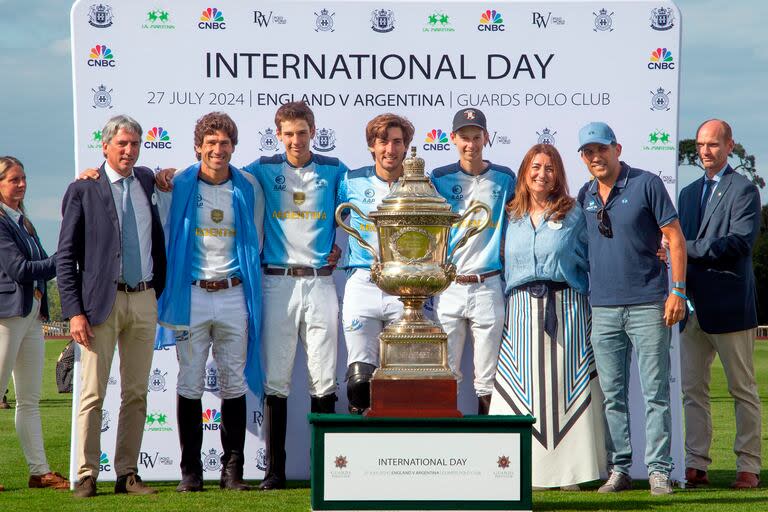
[73,475,97,498]
[176,474,204,492]
[258,473,286,490]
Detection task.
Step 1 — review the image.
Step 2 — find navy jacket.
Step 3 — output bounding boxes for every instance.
[678,166,761,333]
[56,165,166,326]
[0,212,56,319]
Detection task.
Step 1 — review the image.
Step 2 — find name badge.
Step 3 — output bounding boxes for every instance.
[546,220,563,230]
[151,192,158,205]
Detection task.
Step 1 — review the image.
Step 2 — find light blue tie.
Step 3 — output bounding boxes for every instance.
[121,176,142,287]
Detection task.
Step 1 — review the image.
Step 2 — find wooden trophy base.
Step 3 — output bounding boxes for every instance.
[365,378,463,418]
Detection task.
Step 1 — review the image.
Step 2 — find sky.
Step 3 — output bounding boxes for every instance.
[0,0,766,252]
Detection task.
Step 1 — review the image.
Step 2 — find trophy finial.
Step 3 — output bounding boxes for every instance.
[403,146,425,177]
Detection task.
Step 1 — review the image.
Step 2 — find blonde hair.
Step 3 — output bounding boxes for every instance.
[0,156,36,236]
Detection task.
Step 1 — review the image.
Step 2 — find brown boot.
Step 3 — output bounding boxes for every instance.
[73,475,96,498]
[29,471,70,490]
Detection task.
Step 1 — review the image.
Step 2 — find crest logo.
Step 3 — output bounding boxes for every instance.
[478,9,505,31]
[88,44,115,67]
[100,452,112,472]
[255,448,267,470]
[145,127,172,149]
[88,4,113,28]
[536,128,557,145]
[259,128,280,151]
[650,7,674,31]
[202,448,223,472]
[293,191,306,205]
[648,47,675,70]
[145,411,172,432]
[424,12,453,33]
[364,188,375,198]
[643,129,675,152]
[313,128,337,152]
[204,365,219,392]
[202,408,222,430]
[334,455,348,469]
[650,87,671,111]
[371,9,395,33]
[211,209,224,223]
[593,9,614,32]
[199,8,226,30]
[315,9,335,32]
[452,185,463,196]
[148,368,167,392]
[423,129,450,151]
[497,455,510,469]
[101,410,110,432]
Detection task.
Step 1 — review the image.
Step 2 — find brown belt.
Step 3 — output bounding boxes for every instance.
[454,270,502,284]
[117,281,154,293]
[193,277,242,291]
[34,289,43,300]
[264,266,333,277]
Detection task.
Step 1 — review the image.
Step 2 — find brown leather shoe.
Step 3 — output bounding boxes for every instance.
[0,482,5,492]
[73,475,97,498]
[731,472,760,489]
[684,467,709,487]
[29,471,70,490]
[115,473,158,495]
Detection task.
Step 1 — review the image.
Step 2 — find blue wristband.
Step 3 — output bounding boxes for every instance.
[671,289,694,313]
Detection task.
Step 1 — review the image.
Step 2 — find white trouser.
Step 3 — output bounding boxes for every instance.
[342,269,403,366]
[0,298,50,475]
[262,274,339,397]
[176,285,248,399]
[434,275,505,396]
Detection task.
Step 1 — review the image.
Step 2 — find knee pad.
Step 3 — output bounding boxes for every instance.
[346,362,376,413]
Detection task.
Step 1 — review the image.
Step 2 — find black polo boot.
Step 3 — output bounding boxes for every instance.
[258,395,287,490]
[220,395,251,490]
[176,395,204,492]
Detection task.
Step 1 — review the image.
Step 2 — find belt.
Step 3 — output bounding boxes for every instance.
[455,270,502,284]
[514,280,570,339]
[193,277,242,291]
[34,289,43,301]
[264,266,333,277]
[117,281,153,293]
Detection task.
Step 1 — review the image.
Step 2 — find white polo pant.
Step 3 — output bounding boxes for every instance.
[434,275,505,396]
[176,285,249,400]
[262,274,339,398]
[342,269,403,366]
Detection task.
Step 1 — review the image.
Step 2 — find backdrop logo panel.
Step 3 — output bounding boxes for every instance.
[70,0,683,483]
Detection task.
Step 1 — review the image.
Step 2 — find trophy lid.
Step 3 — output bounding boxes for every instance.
[370,146,456,216]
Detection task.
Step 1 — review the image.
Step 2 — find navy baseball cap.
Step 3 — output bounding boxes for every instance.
[452,108,487,132]
[577,122,617,151]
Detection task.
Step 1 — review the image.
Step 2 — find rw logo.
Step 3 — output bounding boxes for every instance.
[254,10,286,27]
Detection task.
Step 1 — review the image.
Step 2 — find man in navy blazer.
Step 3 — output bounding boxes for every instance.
[678,119,762,489]
[57,115,166,498]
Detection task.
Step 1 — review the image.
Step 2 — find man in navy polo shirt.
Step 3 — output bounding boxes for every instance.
[575,122,687,496]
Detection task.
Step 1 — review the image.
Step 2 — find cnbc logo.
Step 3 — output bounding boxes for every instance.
[643,129,675,151]
[99,452,111,472]
[203,408,222,431]
[648,47,675,70]
[145,411,173,432]
[478,9,505,31]
[424,12,454,33]
[88,44,115,67]
[145,127,172,149]
[199,7,226,30]
[423,129,451,151]
[143,9,175,30]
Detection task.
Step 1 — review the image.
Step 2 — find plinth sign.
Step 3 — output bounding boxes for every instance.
[336,147,491,417]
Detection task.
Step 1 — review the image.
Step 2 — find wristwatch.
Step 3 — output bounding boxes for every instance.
[671,281,686,290]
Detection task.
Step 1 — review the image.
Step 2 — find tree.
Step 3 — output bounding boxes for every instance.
[46,279,62,322]
[753,206,768,324]
[678,139,764,188]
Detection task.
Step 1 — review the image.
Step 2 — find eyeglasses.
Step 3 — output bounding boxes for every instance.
[597,207,613,238]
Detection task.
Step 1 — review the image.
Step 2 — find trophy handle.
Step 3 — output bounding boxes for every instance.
[335,202,378,263]
[447,202,492,261]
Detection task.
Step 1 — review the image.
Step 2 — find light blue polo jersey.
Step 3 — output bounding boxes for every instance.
[242,153,347,268]
[337,165,392,269]
[430,161,516,274]
[577,162,678,307]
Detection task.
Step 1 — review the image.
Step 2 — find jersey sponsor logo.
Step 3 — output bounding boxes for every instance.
[358,222,376,232]
[195,227,236,237]
[211,209,224,223]
[272,210,328,220]
[274,174,286,191]
[293,191,306,205]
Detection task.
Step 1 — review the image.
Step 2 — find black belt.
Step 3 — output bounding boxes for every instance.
[264,266,333,277]
[514,280,570,339]
[193,277,242,291]
[455,270,502,284]
[117,281,153,293]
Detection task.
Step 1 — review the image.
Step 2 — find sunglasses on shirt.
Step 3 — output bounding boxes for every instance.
[597,207,613,238]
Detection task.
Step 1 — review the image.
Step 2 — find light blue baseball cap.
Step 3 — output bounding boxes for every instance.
[577,122,617,151]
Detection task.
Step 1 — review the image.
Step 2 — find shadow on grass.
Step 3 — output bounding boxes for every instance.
[534,495,768,511]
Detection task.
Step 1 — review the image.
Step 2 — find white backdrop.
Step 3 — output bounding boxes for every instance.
[69,0,684,482]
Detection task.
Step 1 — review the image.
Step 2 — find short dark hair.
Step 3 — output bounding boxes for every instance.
[365,113,415,152]
[194,112,238,160]
[275,101,315,132]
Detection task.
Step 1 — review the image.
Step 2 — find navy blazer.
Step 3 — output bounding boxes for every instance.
[0,212,56,319]
[678,166,761,333]
[56,165,166,326]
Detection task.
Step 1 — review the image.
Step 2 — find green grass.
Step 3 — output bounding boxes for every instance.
[1,339,767,511]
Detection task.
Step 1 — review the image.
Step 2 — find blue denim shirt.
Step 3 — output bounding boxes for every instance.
[503,205,589,294]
